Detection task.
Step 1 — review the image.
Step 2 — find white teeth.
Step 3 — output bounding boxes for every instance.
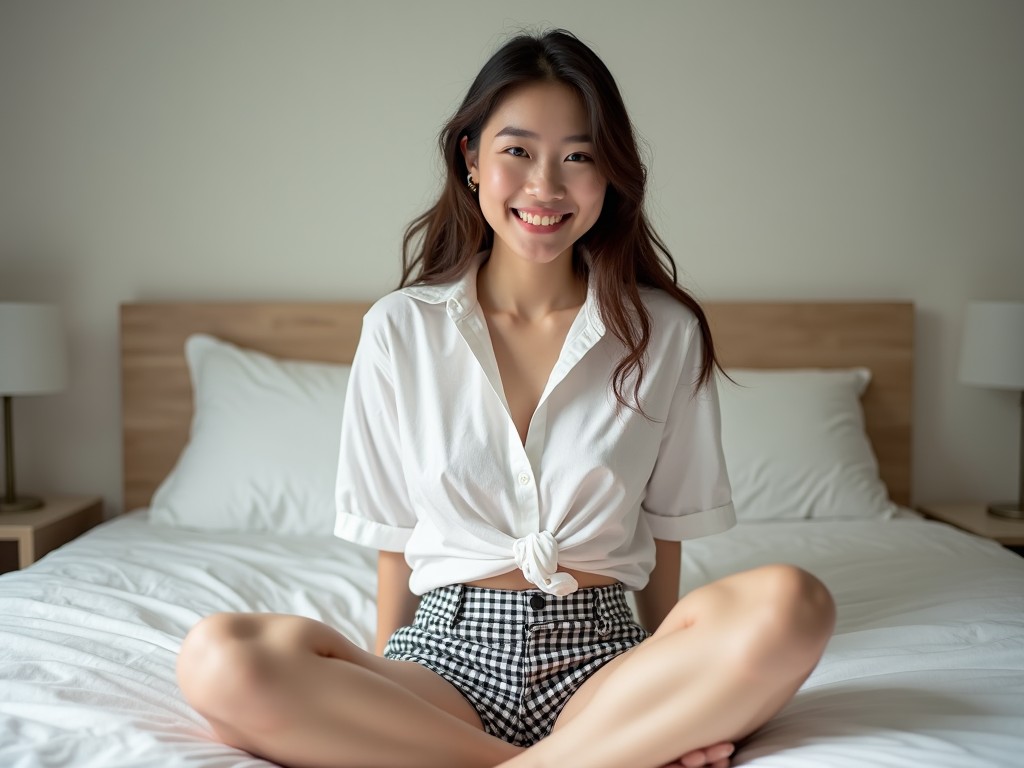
[516,210,564,226]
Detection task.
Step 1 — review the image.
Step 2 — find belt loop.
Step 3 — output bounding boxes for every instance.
[448,584,466,629]
[594,585,612,636]
[592,585,606,620]
[594,584,608,618]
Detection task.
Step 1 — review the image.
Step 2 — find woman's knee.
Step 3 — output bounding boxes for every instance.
[767,564,834,633]
[178,614,253,710]
[177,612,303,728]
[740,564,836,665]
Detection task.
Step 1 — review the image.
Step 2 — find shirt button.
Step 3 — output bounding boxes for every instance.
[518,473,530,485]
[447,298,462,314]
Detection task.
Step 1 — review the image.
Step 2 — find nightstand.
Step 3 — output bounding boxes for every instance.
[0,495,104,573]
[918,503,1024,555]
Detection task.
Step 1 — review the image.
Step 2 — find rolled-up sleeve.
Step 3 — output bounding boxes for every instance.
[334,310,416,552]
[643,321,736,540]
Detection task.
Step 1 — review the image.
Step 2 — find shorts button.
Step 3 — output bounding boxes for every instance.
[529,595,546,611]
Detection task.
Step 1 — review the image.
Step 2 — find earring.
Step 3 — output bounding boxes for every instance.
[466,173,478,193]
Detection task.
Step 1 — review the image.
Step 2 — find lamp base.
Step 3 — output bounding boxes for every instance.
[987,502,1024,521]
[0,495,44,514]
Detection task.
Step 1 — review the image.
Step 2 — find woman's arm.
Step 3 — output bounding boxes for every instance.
[634,538,681,632]
[375,550,420,656]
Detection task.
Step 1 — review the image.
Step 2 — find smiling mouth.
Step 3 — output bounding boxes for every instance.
[512,208,573,228]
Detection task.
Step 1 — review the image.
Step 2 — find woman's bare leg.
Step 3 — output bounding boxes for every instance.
[499,564,836,768]
[176,612,523,768]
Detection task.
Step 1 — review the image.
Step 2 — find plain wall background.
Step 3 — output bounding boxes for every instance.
[1,0,1022,515]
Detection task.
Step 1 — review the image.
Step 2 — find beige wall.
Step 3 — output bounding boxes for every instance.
[1,0,1022,514]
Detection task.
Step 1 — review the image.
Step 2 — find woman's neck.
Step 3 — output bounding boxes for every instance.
[477,243,586,321]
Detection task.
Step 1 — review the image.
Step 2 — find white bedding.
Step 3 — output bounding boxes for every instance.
[1,513,1022,767]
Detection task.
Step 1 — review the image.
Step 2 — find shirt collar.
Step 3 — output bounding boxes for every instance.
[399,252,484,320]
[400,248,605,335]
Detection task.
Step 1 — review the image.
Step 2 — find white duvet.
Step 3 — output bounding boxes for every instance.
[1,512,1022,767]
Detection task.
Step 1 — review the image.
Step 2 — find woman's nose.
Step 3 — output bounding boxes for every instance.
[526,161,565,200]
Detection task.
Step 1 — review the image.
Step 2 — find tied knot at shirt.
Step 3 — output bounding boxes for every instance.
[334,252,735,596]
[512,530,579,595]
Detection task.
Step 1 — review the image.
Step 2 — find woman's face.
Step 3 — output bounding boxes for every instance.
[462,81,608,266]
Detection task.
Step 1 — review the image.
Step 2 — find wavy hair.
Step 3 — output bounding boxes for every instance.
[400,29,721,411]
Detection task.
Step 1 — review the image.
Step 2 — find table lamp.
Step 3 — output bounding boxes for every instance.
[958,300,1024,519]
[0,303,68,513]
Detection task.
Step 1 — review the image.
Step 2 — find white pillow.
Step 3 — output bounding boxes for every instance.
[717,368,898,522]
[148,334,350,534]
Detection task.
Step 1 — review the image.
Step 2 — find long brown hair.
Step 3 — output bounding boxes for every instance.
[400,29,721,412]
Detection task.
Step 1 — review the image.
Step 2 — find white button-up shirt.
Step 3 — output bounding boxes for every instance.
[335,255,735,595]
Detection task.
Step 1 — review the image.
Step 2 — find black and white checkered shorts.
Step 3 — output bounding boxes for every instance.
[382,583,650,746]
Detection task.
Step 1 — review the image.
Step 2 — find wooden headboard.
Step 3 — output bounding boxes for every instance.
[704,303,914,507]
[120,301,914,513]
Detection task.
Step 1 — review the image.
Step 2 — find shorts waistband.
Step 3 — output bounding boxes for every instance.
[417,582,634,627]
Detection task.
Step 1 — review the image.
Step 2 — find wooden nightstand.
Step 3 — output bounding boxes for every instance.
[918,503,1024,554]
[0,495,104,573]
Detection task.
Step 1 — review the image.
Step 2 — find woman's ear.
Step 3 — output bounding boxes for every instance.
[459,135,478,178]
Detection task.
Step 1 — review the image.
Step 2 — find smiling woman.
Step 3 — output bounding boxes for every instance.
[175,28,834,768]
[461,82,605,264]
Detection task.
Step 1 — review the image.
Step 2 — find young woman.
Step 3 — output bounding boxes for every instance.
[177,29,835,768]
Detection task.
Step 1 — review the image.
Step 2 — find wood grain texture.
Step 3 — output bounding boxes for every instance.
[120,302,371,512]
[120,301,914,513]
[0,496,104,571]
[704,302,914,507]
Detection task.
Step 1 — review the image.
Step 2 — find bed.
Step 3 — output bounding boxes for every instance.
[1,300,1023,768]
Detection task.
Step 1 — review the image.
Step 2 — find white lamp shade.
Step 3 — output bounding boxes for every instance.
[958,301,1024,391]
[0,303,68,395]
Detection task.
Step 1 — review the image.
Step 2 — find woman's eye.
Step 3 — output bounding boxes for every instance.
[505,146,528,158]
[566,152,592,163]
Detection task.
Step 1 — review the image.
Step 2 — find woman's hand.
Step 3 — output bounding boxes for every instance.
[666,741,734,768]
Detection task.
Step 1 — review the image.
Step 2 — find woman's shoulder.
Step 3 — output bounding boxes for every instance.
[364,286,444,324]
[360,285,458,348]
[361,290,407,329]
[353,293,411,351]
[638,287,702,335]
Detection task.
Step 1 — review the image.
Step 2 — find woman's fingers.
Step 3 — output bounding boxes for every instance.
[707,742,735,761]
[676,741,735,767]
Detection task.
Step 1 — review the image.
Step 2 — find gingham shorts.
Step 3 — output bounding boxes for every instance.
[383,582,650,746]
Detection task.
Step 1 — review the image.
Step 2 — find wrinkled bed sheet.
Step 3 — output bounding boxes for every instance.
[1,512,1022,767]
